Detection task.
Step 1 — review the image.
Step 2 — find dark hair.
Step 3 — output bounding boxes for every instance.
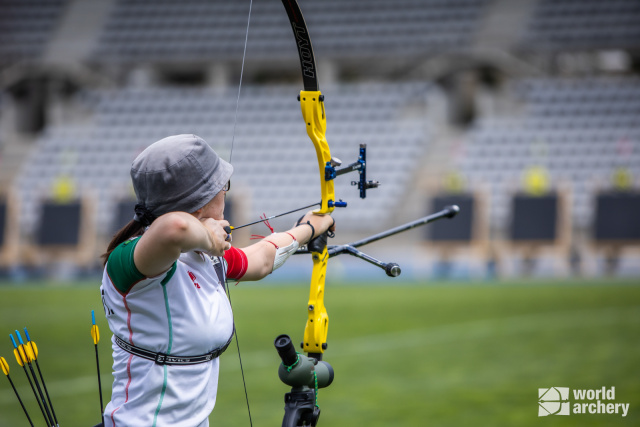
[101,220,145,266]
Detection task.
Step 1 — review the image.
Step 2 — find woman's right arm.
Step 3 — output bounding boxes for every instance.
[133,212,230,277]
[235,212,335,281]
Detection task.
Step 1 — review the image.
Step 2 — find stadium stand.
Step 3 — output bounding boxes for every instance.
[90,0,488,63]
[0,0,69,66]
[457,77,640,230]
[1,0,639,278]
[520,0,640,51]
[14,82,431,251]
[452,76,640,276]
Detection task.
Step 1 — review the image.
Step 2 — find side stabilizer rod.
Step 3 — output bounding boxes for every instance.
[332,245,401,277]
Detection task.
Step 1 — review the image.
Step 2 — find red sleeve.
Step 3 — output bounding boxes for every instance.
[224,246,248,280]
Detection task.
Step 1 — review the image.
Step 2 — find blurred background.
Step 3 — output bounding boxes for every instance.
[1,0,640,282]
[0,1,639,426]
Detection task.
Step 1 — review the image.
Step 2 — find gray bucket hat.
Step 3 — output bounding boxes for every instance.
[131,134,233,218]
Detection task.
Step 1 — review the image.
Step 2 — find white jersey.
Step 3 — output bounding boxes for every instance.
[100,237,234,427]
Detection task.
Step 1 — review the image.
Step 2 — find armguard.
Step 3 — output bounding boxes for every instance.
[273,238,300,272]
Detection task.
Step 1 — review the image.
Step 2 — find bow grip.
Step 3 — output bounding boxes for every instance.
[307,230,328,254]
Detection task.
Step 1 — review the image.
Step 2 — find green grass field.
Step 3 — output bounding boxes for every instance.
[0,279,638,426]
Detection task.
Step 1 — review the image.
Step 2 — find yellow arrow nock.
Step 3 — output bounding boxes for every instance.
[0,356,9,375]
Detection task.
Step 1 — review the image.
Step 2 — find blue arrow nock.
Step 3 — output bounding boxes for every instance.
[10,334,17,349]
[23,327,31,342]
[15,330,24,345]
[92,310,96,326]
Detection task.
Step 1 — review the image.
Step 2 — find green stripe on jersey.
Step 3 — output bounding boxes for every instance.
[106,237,145,293]
[106,237,178,294]
[153,266,176,425]
[153,365,168,427]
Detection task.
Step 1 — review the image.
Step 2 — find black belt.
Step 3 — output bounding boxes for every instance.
[114,332,233,366]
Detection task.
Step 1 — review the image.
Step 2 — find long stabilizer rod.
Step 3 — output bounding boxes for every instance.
[332,205,460,252]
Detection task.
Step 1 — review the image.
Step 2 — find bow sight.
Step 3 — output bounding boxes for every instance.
[326,144,380,201]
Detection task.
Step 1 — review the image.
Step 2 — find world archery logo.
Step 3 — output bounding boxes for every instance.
[538,387,570,416]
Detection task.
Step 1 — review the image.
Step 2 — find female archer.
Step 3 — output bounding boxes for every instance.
[100,134,334,426]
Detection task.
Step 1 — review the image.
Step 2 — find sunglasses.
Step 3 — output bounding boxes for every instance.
[222,180,231,192]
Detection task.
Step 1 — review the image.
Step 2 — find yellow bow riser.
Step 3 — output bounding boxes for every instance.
[299,91,334,215]
[303,244,329,356]
[299,90,333,357]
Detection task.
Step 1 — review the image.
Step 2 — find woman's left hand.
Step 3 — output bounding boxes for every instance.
[297,211,335,242]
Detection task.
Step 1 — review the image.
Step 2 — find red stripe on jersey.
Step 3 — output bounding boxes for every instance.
[123,296,134,345]
[110,406,119,426]
[125,354,133,402]
[109,353,133,427]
